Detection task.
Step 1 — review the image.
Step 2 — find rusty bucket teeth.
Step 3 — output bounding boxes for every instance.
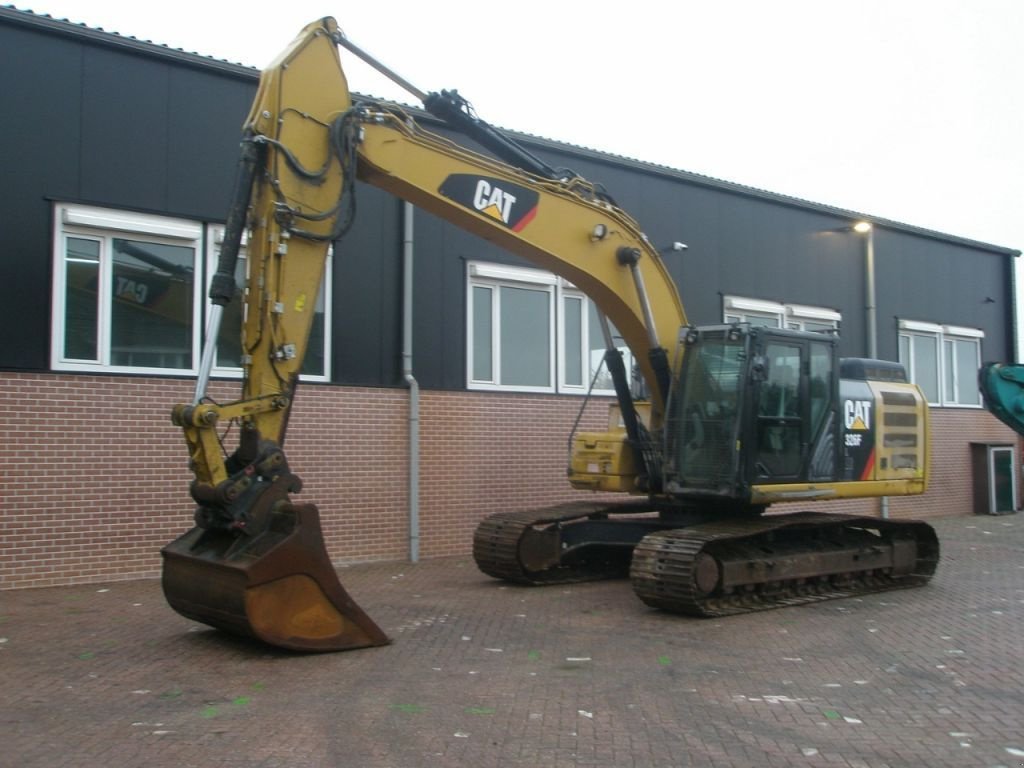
[161,502,389,652]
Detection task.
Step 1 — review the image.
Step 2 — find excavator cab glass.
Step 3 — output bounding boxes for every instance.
[665,325,841,500]
[665,325,749,496]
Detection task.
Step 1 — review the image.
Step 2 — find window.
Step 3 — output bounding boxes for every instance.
[53,205,332,381]
[899,320,982,407]
[468,263,555,391]
[53,204,202,373]
[786,303,843,334]
[206,227,331,381]
[724,296,783,328]
[467,262,627,394]
[559,290,633,394]
[723,296,841,333]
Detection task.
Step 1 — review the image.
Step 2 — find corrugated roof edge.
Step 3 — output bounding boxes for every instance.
[0,4,258,79]
[2,4,1018,258]
[503,128,1020,257]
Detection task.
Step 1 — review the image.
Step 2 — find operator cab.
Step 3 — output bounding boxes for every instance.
[664,324,840,500]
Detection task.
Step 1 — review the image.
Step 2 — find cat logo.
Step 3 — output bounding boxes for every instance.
[439,174,540,232]
[844,399,872,431]
[473,179,517,224]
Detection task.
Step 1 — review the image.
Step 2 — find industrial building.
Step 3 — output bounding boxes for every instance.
[0,7,1019,589]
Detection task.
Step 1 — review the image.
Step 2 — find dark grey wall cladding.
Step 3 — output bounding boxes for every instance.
[0,18,255,370]
[1,23,83,370]
[332,186,404,387]
[874,230,1011,362]
[0,10,1015,384]
[494,141,1014,365]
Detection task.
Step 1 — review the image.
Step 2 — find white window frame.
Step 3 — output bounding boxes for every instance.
[785,303,843,333]
[724,296,785,325]
[558,282,630,396]
[467,262,557,393]
[51,203,203,374]
[205,226,332,382]
[467,261,625,395]
[723,295,841,333]
[898,319,983,408]
[558,288,589,392]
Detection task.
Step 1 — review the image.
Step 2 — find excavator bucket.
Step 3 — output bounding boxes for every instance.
[161,502,389,652]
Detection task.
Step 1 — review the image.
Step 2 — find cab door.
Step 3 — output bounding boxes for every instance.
[753,339,805,479]
[748,332,837,484]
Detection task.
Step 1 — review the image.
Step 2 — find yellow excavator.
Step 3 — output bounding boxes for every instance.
[161,18,939,651]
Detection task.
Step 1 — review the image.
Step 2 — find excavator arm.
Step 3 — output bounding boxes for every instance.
[174,19,351,505]
[161,19,384,652]
[161,17,686,651]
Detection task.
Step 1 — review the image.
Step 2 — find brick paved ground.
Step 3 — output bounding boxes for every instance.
[1,515,1023,768]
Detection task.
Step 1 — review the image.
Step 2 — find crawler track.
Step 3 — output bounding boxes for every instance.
[630,512,940,616]
[472,500,654,584]
[475,505,939,616]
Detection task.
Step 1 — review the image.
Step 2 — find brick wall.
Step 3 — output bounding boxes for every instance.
[417,390,620,558]
[0,374,613,588]
[889,407,1022,518]
[1,372,1020,588]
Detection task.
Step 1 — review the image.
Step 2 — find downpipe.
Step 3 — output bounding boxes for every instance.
[402,202,421,562]
[864,229,889,520]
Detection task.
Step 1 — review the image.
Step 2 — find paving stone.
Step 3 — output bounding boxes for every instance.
[0,516,1021,766]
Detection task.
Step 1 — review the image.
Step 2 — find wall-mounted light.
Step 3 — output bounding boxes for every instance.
[590,224,609,242]
[661,241,688,253]
[852,221,873,234]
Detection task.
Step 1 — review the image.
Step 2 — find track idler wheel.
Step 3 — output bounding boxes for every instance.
[161,501,388,652]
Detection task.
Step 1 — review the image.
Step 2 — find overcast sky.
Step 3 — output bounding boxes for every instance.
[14,2,1024,252]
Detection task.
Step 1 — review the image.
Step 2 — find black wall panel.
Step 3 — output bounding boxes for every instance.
[877,231,1011,361]
[332,185,403,386]
[78,48,170,210]
[166,71,256,218]
[406,207,470,391]
[0,20,260,371]
[0,25,84,369]
[0,13,1015,385]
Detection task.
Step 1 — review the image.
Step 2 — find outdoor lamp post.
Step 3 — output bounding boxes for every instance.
[852,220,889,518]
[853,221,877,359]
